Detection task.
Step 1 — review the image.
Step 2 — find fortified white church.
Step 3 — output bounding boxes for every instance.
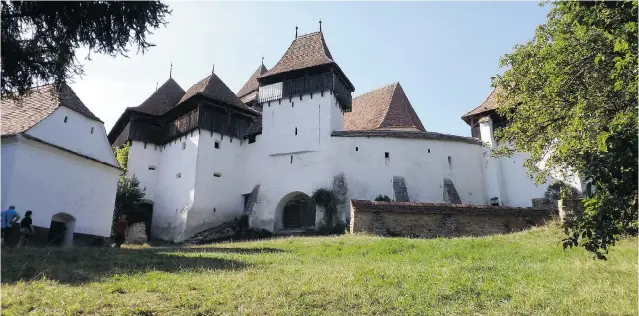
[108,29,581,242]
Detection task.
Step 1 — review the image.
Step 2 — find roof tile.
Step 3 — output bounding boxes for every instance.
[131,78,185,115]
[259,32,334,79]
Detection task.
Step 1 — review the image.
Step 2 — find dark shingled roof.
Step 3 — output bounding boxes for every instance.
[2,83,101,136]
[260,32,335,79]
[237,64,268,102]
[332,130,482,145]
[350,200,553,216]
[131,78,185,115]
[345,82,425,131]
[180,73,252,111]
[462,88,502,124]
[243,116,262,137]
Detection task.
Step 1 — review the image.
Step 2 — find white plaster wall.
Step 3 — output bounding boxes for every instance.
[4,136,119,238]
[151,131,199,241]
[261,91,337,155]
[26,107,117,166]
[499,152,549,207]
[127,141,162,202]
[1,140,18,207]
[332,137,488,206]
[188,130,245,238]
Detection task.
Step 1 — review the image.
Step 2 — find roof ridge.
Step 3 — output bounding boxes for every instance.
[297,31,321,38]
[378,83,401,128]
[353,82,398,100]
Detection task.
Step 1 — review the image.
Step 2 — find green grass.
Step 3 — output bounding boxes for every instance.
[2,223,637,315]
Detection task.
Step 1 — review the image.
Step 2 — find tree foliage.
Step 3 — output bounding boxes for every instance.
[492,1,637,258]
[374,195,392,202]
[1,1,170,96]
[544,180,582,202]
[114,143,130,171]
[113,175,145,236]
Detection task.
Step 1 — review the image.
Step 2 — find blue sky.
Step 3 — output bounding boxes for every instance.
[71,1,549,136]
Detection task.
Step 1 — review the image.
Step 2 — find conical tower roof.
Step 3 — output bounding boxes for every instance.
[132,77,185,115]
[237,64,268,103]
[180,73,251,111]
[345,82,425,131]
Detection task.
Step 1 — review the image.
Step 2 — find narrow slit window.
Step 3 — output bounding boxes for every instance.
[63,116,68,123]
[215,141,220,149]
[148,166,156,171]
[214,172,222,178]
[448,156,453,169]
[356,147,359,152]
[295,127,298,135]
[290,155,293,164]
[90,127,94,134]
[428,149,431,153]
[385,152,389,158]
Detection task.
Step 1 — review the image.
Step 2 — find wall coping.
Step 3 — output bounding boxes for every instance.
[350,200,555,216]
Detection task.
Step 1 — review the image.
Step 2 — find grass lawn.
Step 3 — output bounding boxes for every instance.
[1,223,637,315]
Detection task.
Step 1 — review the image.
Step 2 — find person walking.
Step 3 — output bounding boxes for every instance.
[16,210,34,248]
[113,214,128,248]
[1,205,21,247]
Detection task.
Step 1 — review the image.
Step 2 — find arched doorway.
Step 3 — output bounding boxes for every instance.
[47,213,75,247]
[276,192,316,231]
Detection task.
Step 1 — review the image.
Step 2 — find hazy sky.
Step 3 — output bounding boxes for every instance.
[70,1,549,136]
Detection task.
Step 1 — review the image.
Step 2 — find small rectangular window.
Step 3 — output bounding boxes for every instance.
[144,142,147,149]
[214,172,221,178]
[248,135,256,144]
[290,155,293,164]
[295,127,298,135]
[149,166,156,171]
[428,149,431,153]
[64,116,68,123]
[176,173,181,179]
[90,127,94,134]
[215,141,220,149]
[385,152,389,158]
[181,142,186,150]
[356,147,359,151]
[448,156,453,169]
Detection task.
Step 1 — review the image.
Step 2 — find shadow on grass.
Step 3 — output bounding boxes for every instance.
[0,246,273,285]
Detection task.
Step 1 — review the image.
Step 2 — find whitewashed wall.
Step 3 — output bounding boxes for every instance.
[187,130,245,238]
[26,107,118,166]
[331,136,488,206]
[2,136,119,238]
[1,140,18,207]
[127,141,162,202]
[151,132,199,241]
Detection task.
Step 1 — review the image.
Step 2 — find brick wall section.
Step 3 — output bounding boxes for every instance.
[350,200,556,238]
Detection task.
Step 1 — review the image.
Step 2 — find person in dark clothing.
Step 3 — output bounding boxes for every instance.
[16,210,34,248]
[113,214,128,248]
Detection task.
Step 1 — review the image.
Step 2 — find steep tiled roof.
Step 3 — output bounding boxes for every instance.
[332,130,482,145]
[350,200,552,216]
[179,73,251,111]
[131,78,185,115]
[462,88,502,124]
[260,32,335,79]
[344,82,425,131]
[237,64,268,101]
[2,83,101,136]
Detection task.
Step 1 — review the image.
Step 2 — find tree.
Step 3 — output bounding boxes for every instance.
[114,143,131,171]
[492,1,637,259]
[113,175,145,236]
[1,1,170,96]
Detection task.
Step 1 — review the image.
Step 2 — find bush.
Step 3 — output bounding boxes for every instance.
[112,175,145,235]
[374,195,392,202]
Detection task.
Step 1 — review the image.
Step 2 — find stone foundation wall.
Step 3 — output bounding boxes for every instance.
[350,200,555,238]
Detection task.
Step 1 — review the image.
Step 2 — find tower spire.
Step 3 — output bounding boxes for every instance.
[169,62,173,78]
[261,56,264,66]
[211,64,215,74]
[319,19,322,32]
[156,81,158,90]
[295,25,298,38]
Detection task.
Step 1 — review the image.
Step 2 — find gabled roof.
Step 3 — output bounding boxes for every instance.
[461,88,500,124]
[237,64,268,101]
[344,82,425,131]
[1,83,101,136]
[259,32,335,79]
[179,73,252,111]
[131,78,185,115]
